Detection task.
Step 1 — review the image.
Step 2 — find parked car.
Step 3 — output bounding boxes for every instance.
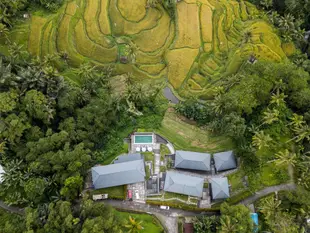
[127,190,132,199]
[92,194,108,201]
[160,205,170,210]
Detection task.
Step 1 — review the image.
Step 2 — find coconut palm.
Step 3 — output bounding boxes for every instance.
[219,216,236,233]
[289,113,304,128]
[278,14,295,31]
[258,195,281,220]
[270,92,287,106]
[263,108,279,125]
[252,131,273,149]
[124,216,143,233]
[272,149,297,167]
[212,94,225,115]
[260,0,273,9]
[75,63,97,79]
[291,124,310,143]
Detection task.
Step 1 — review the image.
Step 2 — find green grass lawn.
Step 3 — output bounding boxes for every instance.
[115,211,164,233]
[164,192,188,201]
[154,109,234,153]
[227,169,246,193]
[92,185,125,199]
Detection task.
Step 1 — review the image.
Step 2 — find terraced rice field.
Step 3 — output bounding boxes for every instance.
[10,0,287,98]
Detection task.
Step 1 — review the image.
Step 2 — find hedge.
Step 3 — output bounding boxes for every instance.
[146,200,220,212]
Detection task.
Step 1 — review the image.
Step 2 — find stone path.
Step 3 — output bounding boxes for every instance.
[239,183,296,205]
[154,144,161,174]
[154,213,178,233]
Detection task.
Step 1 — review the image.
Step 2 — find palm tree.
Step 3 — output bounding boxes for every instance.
[287,124,310,143]
[212,95,225,115]
[252,131,273,149]
[289,113,304,129]
[260,0,273,9]
[263,108,279,125]
[270,92,287,106]
[271,149,297,167]
[219,216,236,233]
[75,63,97,79]
[124,216,143,233]
[278,14,295,31]
[258,195,281,221]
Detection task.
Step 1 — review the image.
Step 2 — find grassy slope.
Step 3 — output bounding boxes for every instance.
[154,108,234,153]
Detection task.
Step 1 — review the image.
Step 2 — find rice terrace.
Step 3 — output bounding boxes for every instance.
[3,0,289,98]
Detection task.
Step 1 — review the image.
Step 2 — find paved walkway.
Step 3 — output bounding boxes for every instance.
[0,200,24,215]
[154,146,160,175]
[103,199,218,217]
[239,183,296,205]
[154,213,178,233]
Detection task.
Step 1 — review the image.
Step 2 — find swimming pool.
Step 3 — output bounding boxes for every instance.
[134,135,153,144]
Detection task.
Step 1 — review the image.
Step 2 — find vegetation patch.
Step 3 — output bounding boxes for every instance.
[154,109,233,152]
[166,48,199,89]
[139,64,166,75]
[117,0,147,22]
[74,20,117,63]
[84,0,114,48]
[28,16,48,56]
[174,2,201,49]
[200,5,213,43]
[98,0,111,34]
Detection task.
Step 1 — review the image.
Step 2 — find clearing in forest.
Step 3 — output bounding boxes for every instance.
[1,0,288,98]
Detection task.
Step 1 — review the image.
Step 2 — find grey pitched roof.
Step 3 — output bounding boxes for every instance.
[113,153,142,164]
[210,177,230,199]
[92,160,145,189]
[164,171,204,197]
[175,150,211,171]
[213,151,237,172]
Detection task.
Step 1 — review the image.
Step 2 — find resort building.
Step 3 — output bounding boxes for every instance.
[210,177,230,200]
[213,150,237,172]
[91,159,146,189]
[164,171,204,197]
[174,150,211,171]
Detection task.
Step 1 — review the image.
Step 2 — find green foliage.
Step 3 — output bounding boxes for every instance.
[0,209,24,233]
[193,216,219,233]
[219,203,253,233]
[92,186,125,200]
[60,175,83,201]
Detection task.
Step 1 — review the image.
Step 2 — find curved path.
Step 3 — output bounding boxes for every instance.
[239,183,296,206]
[0,200,24,215]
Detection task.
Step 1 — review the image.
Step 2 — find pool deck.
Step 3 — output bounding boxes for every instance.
[131,133,157,153]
